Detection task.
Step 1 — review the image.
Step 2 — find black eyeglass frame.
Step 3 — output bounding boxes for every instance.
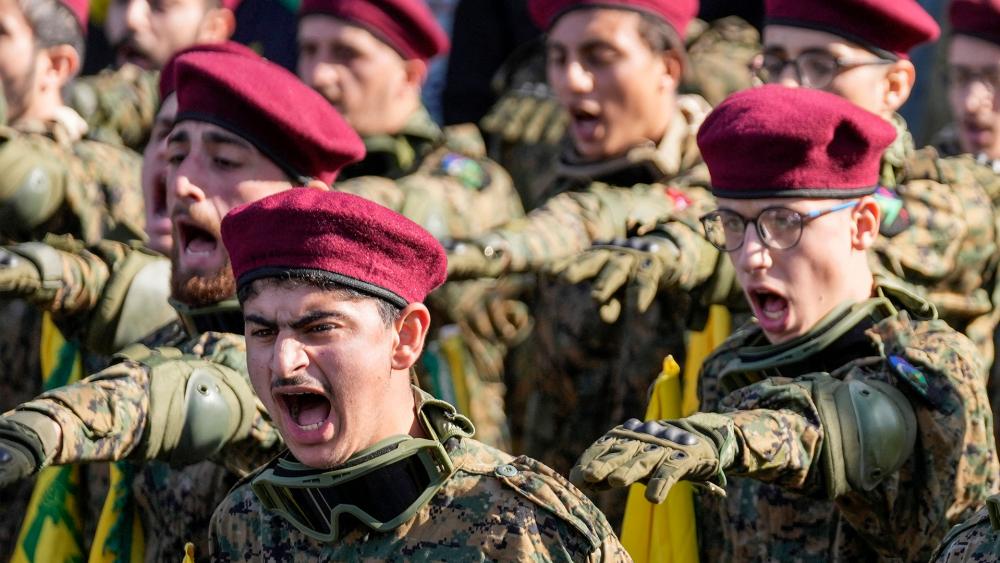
[700,200,860,252]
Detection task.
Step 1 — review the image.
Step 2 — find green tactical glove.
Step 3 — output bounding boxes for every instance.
[446,241,509,279]
[0,418,44,488]
[553,237,672,323]
[0,246,43,297]
[570,417,729,504]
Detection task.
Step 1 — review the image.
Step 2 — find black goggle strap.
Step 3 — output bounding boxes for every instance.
[251,436,455,543]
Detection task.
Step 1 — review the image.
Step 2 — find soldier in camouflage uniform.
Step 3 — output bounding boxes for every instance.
[566,0,1000,368]
[572,85,999,563]
[295,0,527,448]
[446,0,732,526]
[0,50,362,560]
[479,12,761,212]
[66,0,241,150]
[207,188,628,561]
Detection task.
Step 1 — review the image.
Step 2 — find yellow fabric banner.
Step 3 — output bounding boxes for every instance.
[620,305,732,563]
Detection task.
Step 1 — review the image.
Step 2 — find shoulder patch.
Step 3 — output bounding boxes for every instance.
[873,186,911,237]
[888,355,934,402]
[435,153,487,190]
[665,187,692,211]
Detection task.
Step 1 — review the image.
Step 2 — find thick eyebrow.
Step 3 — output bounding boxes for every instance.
[166,129,189,145]
[244,311,349,331]
[203,130,253,150]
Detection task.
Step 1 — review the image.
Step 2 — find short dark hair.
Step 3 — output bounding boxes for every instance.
[636,11,684,54]
[18,0,85,62]
[237,271,405,326]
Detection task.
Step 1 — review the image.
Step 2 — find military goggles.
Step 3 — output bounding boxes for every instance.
[751,50,895,89]
[251,436,455,542]
[700,200,858,252]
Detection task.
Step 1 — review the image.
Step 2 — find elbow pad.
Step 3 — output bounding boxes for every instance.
[0,133,68,239]
[805,373,917,499]
[123,345,259,466]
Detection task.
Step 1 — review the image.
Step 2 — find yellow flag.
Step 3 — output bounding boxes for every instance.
[13,313,86,563]
[620,305,732,563]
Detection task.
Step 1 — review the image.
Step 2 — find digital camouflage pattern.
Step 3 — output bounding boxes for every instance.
[696,296,999,562]
[67,64,160,152]
[929,495,1000,563]
[454,95,728,527]
[338,111,527,450]
[5,325,283,561]
[479,17,760,212]
[13,108,146,245]
[210,436,630,562]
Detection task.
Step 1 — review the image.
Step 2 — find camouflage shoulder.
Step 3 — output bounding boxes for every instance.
[681,16,761,106]
[181,331,248,375]
[209,477,266,560]
[440,123,487,159]
[907,145,1000,199]
[334,175,406,211]
[67,64,160,151]
[869,311,986,407]
[455,438,618,554]
[928,505,1000,563]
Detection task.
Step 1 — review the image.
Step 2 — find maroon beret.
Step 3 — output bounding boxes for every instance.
[950,0,1000,45]
[60,0,88,33]
[697,85,897,199]
[765,0,940,58]
[222,189,447,306]
[222,0,243,11]
[528,0,698,39]
[159,41,259,101]
[174,50,364,185]
[299,0,449,61]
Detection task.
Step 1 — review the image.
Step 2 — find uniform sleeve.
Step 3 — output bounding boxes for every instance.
[477,183,683,274]
[209,484,264,563]
[10,359,152,464]
[66,64,160,152]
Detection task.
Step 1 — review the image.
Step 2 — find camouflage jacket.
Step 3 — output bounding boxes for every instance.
[5,321,282,562]
[696,292,999,562]
[455,94,715,277]
[479,17,759,211]
[67,64,160,152]
[210,422,629,562]
[870,115,1000,365]
[928,495,1000,563]
[11,107,145,245]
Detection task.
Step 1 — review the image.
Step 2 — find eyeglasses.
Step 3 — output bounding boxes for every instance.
[700,200,859,252]
[947,65,1000,96]
[751,50,895,89]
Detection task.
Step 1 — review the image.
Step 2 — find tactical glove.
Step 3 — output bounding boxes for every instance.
[0,246,43,297]
[0,418,45,488]
[446,241,509,279]
[571,417,729,503]
[552,237,672,323]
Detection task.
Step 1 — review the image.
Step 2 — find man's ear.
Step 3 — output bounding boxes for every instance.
[195,7,236,43]
[43,44,80,87]
[851,195,881,250]
[402,57,427,91]
[658,48,683,92]
[882,59,915,114]
[391,302,430,370]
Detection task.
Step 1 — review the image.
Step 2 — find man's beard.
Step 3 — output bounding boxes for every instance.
[169,253,237,308]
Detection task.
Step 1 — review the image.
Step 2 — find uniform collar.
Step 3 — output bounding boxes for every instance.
[880,113,916,188]
[554,94,710,186]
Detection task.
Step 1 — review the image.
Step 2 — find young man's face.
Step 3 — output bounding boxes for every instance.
[142,93,177,255]
[721,197,869,344]
[546,8,676,160]
[761,25,896,118]
[297,16,413,137]
[0,0,43,123]
[947,34,1000,159]
[105,0,208,69]
[165,120,293,305]
[243,283,400,468]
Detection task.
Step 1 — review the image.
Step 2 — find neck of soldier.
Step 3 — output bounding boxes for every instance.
[10,88,64,129]
[357,91,422,138]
